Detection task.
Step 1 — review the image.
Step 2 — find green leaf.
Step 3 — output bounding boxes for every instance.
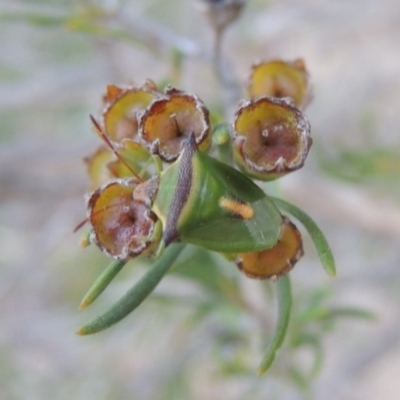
[0,11,68,27]
[77,244,185,335]
[323,307,376,321]
[0,11,141,46]
[258,275,292,375]
[78,259,127,310]
[271,197,336,277]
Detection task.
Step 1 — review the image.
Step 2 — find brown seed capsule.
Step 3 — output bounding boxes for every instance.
[248,59,311,109]
[84,145,144,190]
[87,179,159,260]
[84,146,116,190]
[139,87,211,162]
[232,96,312,181]
[235,216,303,279]
[103,80,160,144]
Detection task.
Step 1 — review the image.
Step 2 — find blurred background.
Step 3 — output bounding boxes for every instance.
[1,0,400,399]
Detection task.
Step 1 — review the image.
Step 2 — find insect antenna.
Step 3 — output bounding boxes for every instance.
[89,115,144,183]
[73,218,89,233]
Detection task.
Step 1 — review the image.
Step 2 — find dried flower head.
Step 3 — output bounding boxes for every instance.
[248,59,311,109]
[235,216,303,279]
[84,146,118,190]
[87,179,159,260]
[103,80,159,144]
[232,96,312,181]
[139,87,211,162]
[84,140,153,190]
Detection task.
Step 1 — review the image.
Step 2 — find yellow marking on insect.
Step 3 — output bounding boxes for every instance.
[219,197,254,219]
[79,232,91,248]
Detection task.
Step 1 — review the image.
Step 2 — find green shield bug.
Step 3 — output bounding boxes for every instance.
[152,133,283,253]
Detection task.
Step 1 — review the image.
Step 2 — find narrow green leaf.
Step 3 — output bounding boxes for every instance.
[258,275,292,375]
[324,307,376,321]
[0,12,141,46]
[271,197,336,277]
[0,11,68,27]
[77,244,185,335]
[78,259,127,310]
[64,18,137,43]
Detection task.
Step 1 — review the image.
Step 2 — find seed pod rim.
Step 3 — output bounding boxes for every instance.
[102,80,162,145]
[138,86,211,162]
[232,96,312,180]
[235,215,304,280]
[86,177,159,261]
[248,58,312,110]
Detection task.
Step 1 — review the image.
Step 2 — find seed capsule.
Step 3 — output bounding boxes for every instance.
[87,179,160,260]
[139,87,211,162]
[103,80,160,144]
[235,216,303,279]
[232,96,312,181]
[248,59,311,110]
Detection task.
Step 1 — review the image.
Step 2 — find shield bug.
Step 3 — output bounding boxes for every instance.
[152,133,283,253]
